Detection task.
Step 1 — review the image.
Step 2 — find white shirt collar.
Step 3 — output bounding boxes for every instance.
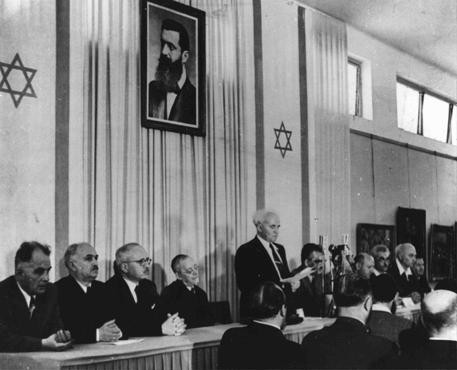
[396,258,412,276]
[122,277,139,303]
[252,320,281,331]
[16,280,33,307]
[177,66,186,89]
[73,276,91,293]
[373,268,381,276]
[372,303,392,313]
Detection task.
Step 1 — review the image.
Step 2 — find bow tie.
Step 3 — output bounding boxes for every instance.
[167,83,180,94]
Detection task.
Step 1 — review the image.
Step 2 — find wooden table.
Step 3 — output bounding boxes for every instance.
[0,318,334,370]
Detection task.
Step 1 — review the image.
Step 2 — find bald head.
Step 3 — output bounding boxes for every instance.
[395,243,416,268]
[354,253,375,279]
[422,290,457,338]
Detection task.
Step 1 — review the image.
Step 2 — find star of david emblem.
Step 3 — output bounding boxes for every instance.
[274,121,292,158]
[0,53,37,108]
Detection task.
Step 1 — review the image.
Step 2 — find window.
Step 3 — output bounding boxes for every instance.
[396,78,457,145]
[348,59,362,116]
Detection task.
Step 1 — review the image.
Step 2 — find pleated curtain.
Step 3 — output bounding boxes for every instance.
[68,0,256,320]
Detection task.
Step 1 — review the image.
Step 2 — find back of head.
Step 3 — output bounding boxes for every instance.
[15,241,51,269]
[422,290,457,336]
[301,243,323,264]
[335,274,372,307]
[247,281,285,319]
[371,274,397,303]
[354,252,369,265]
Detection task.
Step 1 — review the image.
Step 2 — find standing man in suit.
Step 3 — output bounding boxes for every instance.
[149,19,196,125]
[105,243,186,338]
[158,254,214,328]
[56,243,122,343]
[235,209,313,321]
[396,290,457,369]
[366,274,412,346]
[0,241,72,352]
[370,244,391,276]
[302,275,397,369]
[218,282,305,369]
[388,243,421,303]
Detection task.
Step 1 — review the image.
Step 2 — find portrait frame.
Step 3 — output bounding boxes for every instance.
[141,0,205,136]
[356,223,396,255]
[429,224,455,281]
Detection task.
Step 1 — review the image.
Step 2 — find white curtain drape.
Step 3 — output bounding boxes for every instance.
[300,7,351,245]
[68,0,256,320]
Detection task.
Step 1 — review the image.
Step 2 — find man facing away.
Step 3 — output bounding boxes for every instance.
[388,243,421,303]
[0,241,72,352]
[218,282,305,369]
[158,254,214,328]
[148,19,196,125]
[235,209,313,322]
[105,243,186,337]
[366,274,412,346]
[370,244,391,276]
[56,243,122,343]
[301,275,397,369]
[395,290,457,369]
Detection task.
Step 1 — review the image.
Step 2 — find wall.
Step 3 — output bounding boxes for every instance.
[348,25,457,253]
[0,1,56,279]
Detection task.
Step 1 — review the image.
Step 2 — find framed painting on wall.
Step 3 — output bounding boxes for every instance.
[396,207,426,259]
[429,224,455,281]
[141,0,205,136]
[356,223,396,254]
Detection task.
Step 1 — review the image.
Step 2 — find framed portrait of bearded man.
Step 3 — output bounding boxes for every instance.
[141,0,205,136]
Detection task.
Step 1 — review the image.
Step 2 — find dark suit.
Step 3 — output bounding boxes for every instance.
[411,274,431,296]
[395,340,457,369]
[148,78,196,125]
[218,321,304,369]
[0,276,63,352]
[104,274,162,337]
[56,276,115,343]
[388,262,419,297]
[235,236,290,318]
[158,279,214,328]
[366,309,413,345]
[290,270,332,317]
[301,316,398,369]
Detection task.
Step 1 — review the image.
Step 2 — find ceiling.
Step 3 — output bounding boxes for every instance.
[299,0,457,76]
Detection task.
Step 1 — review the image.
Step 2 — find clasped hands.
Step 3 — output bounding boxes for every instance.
[162,312,187,336]
[42,329,72,351]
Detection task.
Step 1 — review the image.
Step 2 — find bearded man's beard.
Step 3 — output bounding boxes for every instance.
[155,54,183,92]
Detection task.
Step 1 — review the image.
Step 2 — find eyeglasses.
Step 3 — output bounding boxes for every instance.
[124,257,152,266]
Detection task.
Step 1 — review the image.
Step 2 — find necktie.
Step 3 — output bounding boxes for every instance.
[269,244,288,278]
[403,272,409,282]
[29,296,36,318]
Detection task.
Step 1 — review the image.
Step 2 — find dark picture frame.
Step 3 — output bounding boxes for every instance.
[396,207,426,259]
[141,0,205,136]
[429,224,455,281]
[356,223,396,254]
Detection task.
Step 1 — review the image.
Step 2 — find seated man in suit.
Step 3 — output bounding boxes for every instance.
[0,241,72,352]
[388,243,421,303]
[366,274,412,346]
[56,243,122,343]
[412,257,431,297]
[290,243,332,317]
[158,254,214,328]
[218,282,304,369]
[370,244,391,276]
[302,275,397,369]
[235,209,313,322]
[105,243,186,337]
[396,290,457,369]
[354,252,375,280]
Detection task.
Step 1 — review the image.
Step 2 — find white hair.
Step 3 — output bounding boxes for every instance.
[252,209,279,227]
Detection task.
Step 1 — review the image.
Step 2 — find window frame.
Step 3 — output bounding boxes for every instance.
[348,58,363,117]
